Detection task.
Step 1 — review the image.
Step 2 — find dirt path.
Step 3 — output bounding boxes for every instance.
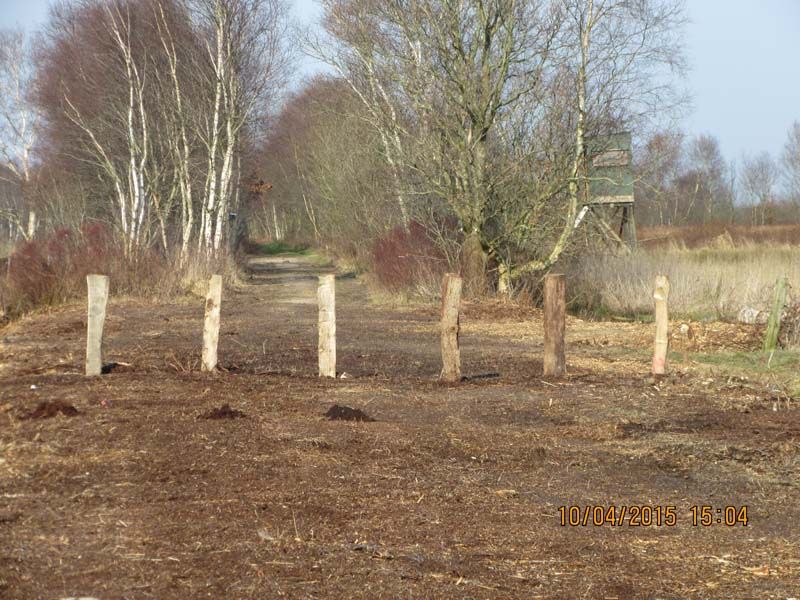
[0,255,798,599]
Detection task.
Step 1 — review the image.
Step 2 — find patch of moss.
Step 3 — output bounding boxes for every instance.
[251,241,310,256]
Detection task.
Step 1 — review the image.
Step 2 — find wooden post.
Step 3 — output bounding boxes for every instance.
[86,274,110,376]
[440,273,462,382]
[202,274,223,372]
[26,211,37,239]
[318,274,336,378]
[543,273,566,377]
[652,275,670,375]
[763,276,788,352]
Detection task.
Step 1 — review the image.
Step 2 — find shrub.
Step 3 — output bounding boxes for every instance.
[0,224,185,321]
[371,221,448,296]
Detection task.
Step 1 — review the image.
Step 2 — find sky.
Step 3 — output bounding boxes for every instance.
[2,0,799,163]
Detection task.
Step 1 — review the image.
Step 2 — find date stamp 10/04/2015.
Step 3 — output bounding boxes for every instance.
[558,505,749,528]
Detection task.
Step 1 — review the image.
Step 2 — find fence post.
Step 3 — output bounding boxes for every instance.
[86,274,110,376]
[26,211,37,239]
[543,273,566,377]
[440,273,462,382]
[202,274,223,372]
[318,274,336,378]
[652,275,670,375]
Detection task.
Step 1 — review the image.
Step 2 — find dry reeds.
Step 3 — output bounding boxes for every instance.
[567,239,800,320]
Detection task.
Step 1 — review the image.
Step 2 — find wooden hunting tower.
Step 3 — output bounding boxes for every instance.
[574,131,637,247]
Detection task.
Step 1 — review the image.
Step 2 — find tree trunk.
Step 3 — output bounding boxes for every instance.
[26,211,36,240]
[462,231,487,297]
[497,261,511,297]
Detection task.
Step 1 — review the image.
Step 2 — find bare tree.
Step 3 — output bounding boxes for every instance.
[310,0,687,292]
[36,0,291,260]
[782,121,800,203]
[185,0,291,255]
[742,152,779,226]
[0,28,39,240]
[634,130,685,225]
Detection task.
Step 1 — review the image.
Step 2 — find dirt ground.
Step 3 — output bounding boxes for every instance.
[1,255,798,599]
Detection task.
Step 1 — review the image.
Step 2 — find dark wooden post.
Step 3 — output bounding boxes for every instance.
[440,273,462,382]
[543,273,566,377]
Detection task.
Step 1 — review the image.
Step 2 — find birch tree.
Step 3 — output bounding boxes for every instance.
[57,2,152,255]
[183,0,289,256]
[0,29,39,240]
[37,0,291,261]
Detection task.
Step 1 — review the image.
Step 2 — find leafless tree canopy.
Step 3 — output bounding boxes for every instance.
[300,0,689,290]
[12,0,292,259]
[2,0,799,294]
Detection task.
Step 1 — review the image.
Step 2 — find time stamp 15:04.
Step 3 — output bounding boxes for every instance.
[558,505,749,527]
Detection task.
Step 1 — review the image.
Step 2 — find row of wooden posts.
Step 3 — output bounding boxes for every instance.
[84,272,672,379]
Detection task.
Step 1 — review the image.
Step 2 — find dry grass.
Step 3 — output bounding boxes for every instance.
[567,239,800,320]
[638,224,800,249]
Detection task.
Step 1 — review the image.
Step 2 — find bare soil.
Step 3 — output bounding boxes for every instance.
[0,255,798,599]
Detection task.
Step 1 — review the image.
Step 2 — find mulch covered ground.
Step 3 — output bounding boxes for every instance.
[0,257,797,599]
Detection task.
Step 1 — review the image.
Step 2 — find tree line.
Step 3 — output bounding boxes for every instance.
[635,125,800,228]
[1,0,797,295]
[0,0,291,267]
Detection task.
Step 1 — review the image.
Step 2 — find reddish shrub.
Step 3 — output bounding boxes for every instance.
[0,224,173,319]
[371,221,448,293]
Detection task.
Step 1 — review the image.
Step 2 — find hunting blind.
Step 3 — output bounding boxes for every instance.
[574,131,637,247]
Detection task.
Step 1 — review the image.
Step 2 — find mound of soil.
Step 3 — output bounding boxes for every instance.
[200,404,247,420]
[324,404,375,422]
[20,400,79,420]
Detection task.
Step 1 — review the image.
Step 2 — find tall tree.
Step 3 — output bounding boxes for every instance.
[36,0,290,259]
[782,121,800,203]
[0,28,39,239]
[742,152,779,226]
[310,0,687,292]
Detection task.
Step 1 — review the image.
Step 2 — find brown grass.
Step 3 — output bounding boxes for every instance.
[638,224,800,249]
[567,238,800,320]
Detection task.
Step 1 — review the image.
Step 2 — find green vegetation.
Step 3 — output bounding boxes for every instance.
[249,241,311,256]
[681,349,800,395]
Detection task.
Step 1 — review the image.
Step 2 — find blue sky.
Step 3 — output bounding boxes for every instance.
[2,0,799,163]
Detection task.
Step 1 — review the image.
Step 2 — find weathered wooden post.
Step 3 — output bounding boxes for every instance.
[543,273,566,377]
[26,211,37,239]
[201,274,223,372]
[652,275,670,375]
[85,274,110,376]
[763,276,787,352]
[318,274,336,378]
[440,273,462,382]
